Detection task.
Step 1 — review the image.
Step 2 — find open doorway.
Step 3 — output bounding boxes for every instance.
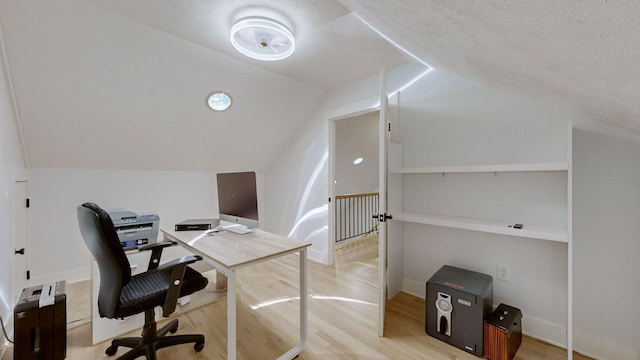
[327,97,380,266]
[333,111,380,264]
[327,74,398,334]
[327,78,396,336]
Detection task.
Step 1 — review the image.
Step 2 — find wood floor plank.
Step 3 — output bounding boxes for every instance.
[3,236,591,359]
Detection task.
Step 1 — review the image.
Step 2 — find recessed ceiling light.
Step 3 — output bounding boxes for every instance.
[230,17,295,61]
[207,91,232,111]
[353,157,364,165]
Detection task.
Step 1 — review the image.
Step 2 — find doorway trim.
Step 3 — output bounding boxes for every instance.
[12,180,30,303]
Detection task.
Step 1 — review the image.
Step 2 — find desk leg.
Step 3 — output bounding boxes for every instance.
[215,270,228,290]
[227,270,236,360]
[277,248,308,360]
[299,248,308,347]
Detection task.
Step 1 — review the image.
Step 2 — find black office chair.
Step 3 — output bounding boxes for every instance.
[77,202,208,360]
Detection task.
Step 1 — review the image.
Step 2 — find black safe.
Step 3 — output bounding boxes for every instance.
[14,281,67,360]
[426,265,493,356]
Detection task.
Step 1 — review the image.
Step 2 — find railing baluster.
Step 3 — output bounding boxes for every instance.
[334,192,379,243]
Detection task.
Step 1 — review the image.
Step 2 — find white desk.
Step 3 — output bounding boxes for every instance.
[161,227,310,360]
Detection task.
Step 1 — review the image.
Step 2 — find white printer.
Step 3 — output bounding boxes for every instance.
[106,208,160,250]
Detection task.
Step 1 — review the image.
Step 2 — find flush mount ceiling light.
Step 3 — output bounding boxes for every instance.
[230,17,295,61]
[353,157,364,165]
[207,91,232,111]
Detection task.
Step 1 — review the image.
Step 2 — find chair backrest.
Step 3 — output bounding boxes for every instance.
[77,202,131,319]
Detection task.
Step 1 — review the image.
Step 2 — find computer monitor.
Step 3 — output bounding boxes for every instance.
[216,171,259,229]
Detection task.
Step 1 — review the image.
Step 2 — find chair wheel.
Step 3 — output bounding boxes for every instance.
[194,341,205,352]
[105,345,118,356]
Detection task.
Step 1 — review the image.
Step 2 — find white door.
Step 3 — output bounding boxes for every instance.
[377,70,389,337]
[12,180,29,300]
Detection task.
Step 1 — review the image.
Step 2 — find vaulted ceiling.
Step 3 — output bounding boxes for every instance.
[0,0,409,171]
[1,0,638,171]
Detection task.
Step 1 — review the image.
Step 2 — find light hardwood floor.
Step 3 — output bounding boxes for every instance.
[4,236,590,359]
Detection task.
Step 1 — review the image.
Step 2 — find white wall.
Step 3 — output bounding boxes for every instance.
[572,129,640,359]
[397,77,572,346]
[263,63,640,357]
[397,77,640,357]
[263,62,434,263]
[262,103,331,262]
[334,111,379,195]
[0,0,323,172]
[27,167,263,284]
[0,24,27,347]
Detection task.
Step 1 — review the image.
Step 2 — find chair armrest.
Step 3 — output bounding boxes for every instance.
[157,255,203,316]
[138,241,176,252]
[155,255,202,271]
[138,241,177,270]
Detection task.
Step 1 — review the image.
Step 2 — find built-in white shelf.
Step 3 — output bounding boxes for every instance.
[388,162,569,175]
[392,211,568,243]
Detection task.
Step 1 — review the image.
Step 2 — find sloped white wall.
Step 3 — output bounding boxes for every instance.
[0,27,27,344]
[0,0,323,172]
[262,102,331,262]
[262,62,432,263]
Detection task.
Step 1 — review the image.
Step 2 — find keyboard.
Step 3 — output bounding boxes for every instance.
[224,224,254,234]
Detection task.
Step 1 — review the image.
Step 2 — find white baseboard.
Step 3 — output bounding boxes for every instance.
[401,278,640,360]
[573,330,639,360]
[402,278,426,299]
[404,278,567,346]
[307,248,326,264]
[522,314,566,348]
[29,267,89,286]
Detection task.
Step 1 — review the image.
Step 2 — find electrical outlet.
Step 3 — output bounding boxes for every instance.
[496,264,510,282]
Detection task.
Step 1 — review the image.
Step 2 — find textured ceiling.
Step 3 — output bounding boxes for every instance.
[83,0,411,91]
[342,0,640,134]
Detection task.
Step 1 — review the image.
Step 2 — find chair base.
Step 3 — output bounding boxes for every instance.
[106,310,205,360]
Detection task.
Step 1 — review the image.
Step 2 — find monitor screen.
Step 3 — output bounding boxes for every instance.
[216,171,259,228]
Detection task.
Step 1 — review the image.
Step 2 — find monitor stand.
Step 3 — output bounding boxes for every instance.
[224,224,254,234]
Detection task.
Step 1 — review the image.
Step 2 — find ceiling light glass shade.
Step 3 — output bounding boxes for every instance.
[207,92,232,111]
[230,17,295,61]
[353,157,364,165]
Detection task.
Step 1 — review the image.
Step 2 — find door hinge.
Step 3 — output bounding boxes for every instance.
[27,270,30,280]
[388,123,391,132]
[26,198,30,208]
[328,197,331,203]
